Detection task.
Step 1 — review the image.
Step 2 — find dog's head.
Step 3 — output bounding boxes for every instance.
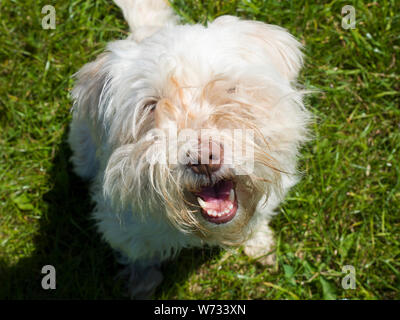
[73,15,310,246]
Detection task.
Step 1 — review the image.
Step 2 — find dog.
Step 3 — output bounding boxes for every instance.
[68,0,311,298]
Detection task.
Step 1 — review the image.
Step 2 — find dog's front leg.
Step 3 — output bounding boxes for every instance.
[117,256,163,299]
[243,221,276,266]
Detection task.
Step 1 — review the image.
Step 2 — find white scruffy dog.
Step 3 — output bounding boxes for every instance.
[68,0,310,298]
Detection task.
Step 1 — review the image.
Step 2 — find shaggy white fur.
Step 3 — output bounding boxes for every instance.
[68,0,311,298]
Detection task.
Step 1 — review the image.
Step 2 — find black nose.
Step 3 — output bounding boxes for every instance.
[189,143,223,175]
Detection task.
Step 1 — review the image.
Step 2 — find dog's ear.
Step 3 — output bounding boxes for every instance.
[71,53,110,125]
[114,0,178,42]
[212,16,303,81]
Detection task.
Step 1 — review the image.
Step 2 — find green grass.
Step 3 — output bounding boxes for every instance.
[0,0,399,299]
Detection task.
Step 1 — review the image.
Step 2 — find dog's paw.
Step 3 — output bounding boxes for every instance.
[243,228,276,266]
[244,243,276,266]
[129,266,163,299]
[118,263,163,299]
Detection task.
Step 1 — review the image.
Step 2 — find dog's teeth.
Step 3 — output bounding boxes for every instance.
[197,197,207,209]
[224,208,230,214]
[229,189,235,202]
[228,203,233,210]
[208,210,216,217]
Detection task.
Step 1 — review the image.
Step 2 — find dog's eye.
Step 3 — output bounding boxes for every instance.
[227,87,236,94]
[144,100,157,112]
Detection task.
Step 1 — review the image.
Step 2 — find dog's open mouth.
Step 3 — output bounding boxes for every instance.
[194,180,238,224]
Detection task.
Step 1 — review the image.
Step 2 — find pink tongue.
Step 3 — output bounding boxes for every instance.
[196,180,233,203]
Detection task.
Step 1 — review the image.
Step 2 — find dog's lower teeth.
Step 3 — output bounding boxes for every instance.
[204,204,235,217]
[197,185,237,219]
[206,210,228,217]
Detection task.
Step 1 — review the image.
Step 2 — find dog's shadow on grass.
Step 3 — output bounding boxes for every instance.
[0,129,218,299]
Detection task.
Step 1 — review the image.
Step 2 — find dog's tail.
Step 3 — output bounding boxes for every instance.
[114,0,178,41]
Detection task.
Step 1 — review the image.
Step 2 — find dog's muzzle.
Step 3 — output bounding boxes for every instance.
[194,180,238,224]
